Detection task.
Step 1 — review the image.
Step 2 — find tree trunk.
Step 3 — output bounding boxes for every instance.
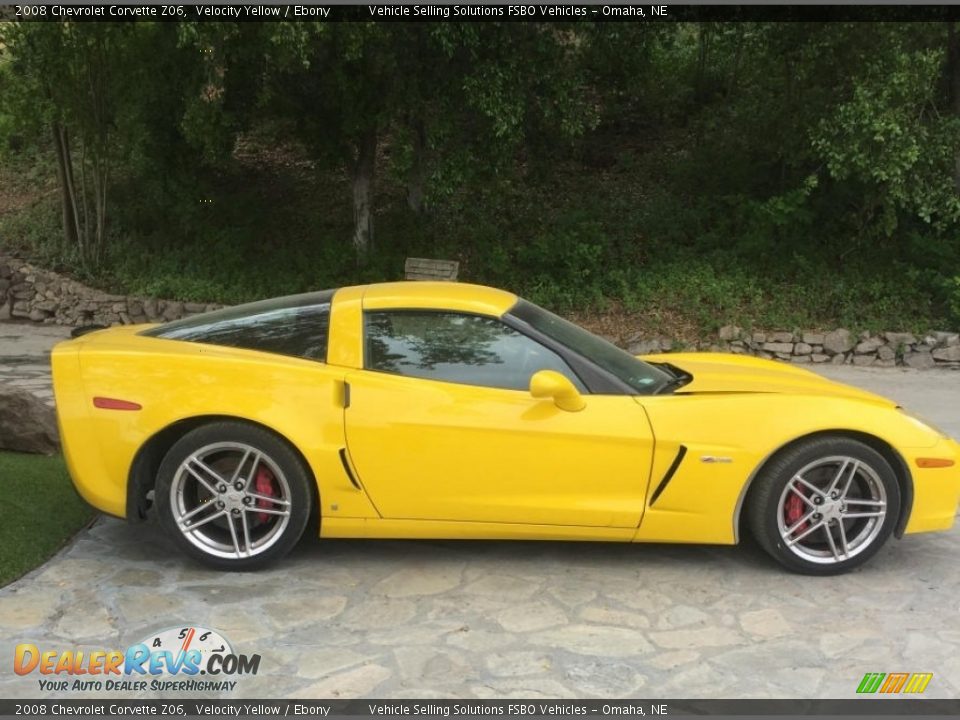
[695,24,710,104]
[727,26,744,96]
[947,23,960,192]
[407,118,428,215]
[693,24,711,147]
[50,123,81,256]
[351,129,377,259]
[92,154,108,266]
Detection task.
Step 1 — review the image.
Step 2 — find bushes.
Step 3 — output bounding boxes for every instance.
[1,22,959,337]
[605,257,941,335]
[947,276,960,327]
[1,133,951,337]
[511,219,612,310]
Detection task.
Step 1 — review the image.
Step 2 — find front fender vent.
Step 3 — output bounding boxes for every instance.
[650,445,687,506]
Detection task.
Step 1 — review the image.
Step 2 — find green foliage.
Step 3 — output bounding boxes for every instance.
[0,23,216,269]
[1,21,959,336]
[488,219,612,310]
[617,256,941,334]
[811,45,960,233]
[947,276,960,326]
[0,66,15,158]
[0,198,64,263]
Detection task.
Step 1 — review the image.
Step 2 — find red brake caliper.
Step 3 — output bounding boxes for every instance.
[784,489,806,532]
[254,466,277,524]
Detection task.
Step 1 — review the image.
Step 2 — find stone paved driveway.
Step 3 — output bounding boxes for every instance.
[1,321,959,700]
[0,322,68,406]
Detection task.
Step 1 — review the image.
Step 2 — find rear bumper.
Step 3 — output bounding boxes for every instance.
[52,343,128,518]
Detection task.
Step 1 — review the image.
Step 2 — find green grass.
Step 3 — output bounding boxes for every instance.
[0,452,95,587]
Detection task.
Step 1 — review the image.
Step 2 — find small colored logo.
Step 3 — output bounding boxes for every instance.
[14,625,260,693]
[857,672,933,694]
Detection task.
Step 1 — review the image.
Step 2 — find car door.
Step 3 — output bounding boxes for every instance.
[343,309,655,528]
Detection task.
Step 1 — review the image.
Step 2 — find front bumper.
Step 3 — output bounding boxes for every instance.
[903,436,960,534]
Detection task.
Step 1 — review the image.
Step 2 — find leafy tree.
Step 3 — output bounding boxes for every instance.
[1,23,126,268]
[811,25,960,235]
[258,22,595,260]
[1,22,207,269]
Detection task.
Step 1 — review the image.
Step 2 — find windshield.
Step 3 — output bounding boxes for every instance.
[508,300,674,394]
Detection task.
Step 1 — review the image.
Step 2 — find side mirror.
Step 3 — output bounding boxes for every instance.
[529,370,586,412]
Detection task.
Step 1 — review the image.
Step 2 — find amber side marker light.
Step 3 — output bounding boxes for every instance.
[93,397,142,411]
[915,458,956,469]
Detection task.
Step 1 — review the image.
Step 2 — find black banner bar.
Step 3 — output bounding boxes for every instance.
[2,699,960,717]
[3,4,960,22]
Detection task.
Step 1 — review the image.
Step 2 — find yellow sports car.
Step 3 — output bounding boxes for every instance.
[51,282,960,574]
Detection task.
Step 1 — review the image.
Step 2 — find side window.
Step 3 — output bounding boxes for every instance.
[364,311,586,392]
[146,294,331,362]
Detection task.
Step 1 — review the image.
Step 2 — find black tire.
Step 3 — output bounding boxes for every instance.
[747,436,900,575]
[155,421,313,570]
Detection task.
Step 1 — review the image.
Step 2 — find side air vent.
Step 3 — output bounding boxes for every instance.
[338,448,362,491]
[649,445,687,506]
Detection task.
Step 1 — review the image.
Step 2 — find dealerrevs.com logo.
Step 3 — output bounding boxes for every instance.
[14,626,260,692]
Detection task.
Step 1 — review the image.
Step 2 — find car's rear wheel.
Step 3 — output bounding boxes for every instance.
[155,422,312,570]
[747,437,900,575]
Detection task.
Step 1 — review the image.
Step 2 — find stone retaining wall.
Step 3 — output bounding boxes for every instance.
[2,253,958,368]
[626,326,960,369]
[0,255,220,326]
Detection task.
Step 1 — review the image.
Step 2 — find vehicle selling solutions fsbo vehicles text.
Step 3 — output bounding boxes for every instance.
[366,5,588,18]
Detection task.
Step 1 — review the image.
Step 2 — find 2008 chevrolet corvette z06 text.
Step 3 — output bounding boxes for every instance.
[52,282,960,574]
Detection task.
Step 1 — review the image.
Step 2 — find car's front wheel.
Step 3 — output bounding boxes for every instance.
[155,422,313,570]
[747,436,900,575]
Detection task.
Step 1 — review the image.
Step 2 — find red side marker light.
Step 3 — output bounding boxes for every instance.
[915,458,955,469]
[93,397,142,411]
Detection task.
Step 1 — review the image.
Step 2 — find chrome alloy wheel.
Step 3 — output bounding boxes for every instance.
[170,441,292,560]
[776,455,888,565]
